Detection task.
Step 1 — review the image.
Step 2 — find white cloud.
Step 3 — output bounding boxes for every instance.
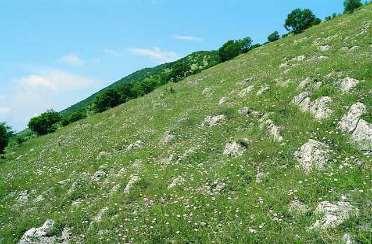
[0,107,11,114]
[173,35,203,42]
[103,48,122,57]
[128,47,178,63]
[58,53,85,66]
[0,70,100,131]
[18,70,95,91]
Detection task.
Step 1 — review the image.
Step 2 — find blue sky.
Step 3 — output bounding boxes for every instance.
[0,0,343,131]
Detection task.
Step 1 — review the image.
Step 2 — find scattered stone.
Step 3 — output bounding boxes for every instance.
[289,200,309,216]
[291,55,306,62]
[260,118,283,142]
[162,131,175,144]
[124,175,140,194]
[309,96,333,120]
[319,45,331,52]
[93,207,109,223]
[338,103,366,133]
[126,140,144,151]
[92,170,107,182]
[292,93,332,120]
[255,169,268,184]
[294,139,331,173]
[297,77,311,90]
[199,180,226,196]
[338,103,372,153]
[19,219,70,244]
[218,97,228,105]
[17,191,29,205]
[168,176,185,189]
[342,233,354,244]
[256,85,270,96]
[202,114,225,127]
[202,87,213,96]
[223,139,249,157]
[239,85,255,97]
[238,107,262,117]
[97,151,110,160]
[338,77,359,92]
[312,201,358,230]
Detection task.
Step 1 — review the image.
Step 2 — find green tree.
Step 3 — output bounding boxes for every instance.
[268,31,280,42]
[218,37,252,62]
[28,110,62,136]
[284,9,321,34]
[61,110,87,126]
[344,0,363,13]
[93,89,121,113]
[0,123,12,154]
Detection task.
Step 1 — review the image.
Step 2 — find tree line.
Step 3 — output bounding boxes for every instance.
[0,0,367,156]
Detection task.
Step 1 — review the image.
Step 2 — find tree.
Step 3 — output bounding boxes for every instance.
[28,110,62,136]
[268,31,280,42]
[0,123,12,154]
[218,37,252,62]
[93,89,121,113]
[284,9,321,34]
[61,110,87,126]
[344,0,363,13]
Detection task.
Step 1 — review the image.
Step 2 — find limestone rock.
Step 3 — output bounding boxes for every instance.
[124,175,140,194]
[162,131,175,144]
[202,114,225,127]
[239,85,254,97]
[19,219,70,244]
[338,103,366,133]
[294,139,331,173]
[126,140,144,151]
[312,201,358,230]
[339,77,359,92]
[289,200,309,216]
[223,140,249,157]
[309,96,333,120]
[168,176,185,189]
[92,170,106,182]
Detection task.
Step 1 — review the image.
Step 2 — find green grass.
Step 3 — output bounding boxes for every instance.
[1,5,371,243]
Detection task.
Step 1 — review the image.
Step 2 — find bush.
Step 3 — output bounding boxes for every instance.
[344,0,363,13]
[28,110,62,136]
[93,89,121,113]
[61,110,87,126]
[0,123,12,154]
[218,37,252,62]
[267,31,280,42]
[284,8,321,34]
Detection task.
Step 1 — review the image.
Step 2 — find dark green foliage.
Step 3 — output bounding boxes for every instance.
[0,123,12,154]
[325,13,338,21]
[61,110,87,126]
[344,0,363,13]
[267,31,280,42]
[218,37,253,62]
[93,89,121,113]
[28,110,62,136]
[284,9,321,34]
[62,51,219,116]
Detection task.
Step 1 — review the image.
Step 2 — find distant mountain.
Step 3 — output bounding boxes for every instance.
[62,50,220,115]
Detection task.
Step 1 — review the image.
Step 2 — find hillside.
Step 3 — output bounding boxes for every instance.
[62,51,219,116]
[1,5,371,243]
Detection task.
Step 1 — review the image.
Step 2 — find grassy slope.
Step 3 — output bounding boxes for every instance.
[1,6,371,243]
[62,51,219,116]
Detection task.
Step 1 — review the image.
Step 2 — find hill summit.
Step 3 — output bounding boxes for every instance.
[1,4,371,243]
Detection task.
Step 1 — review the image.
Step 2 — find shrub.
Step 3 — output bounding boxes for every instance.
[284,9,321,34]
[28,110,62,136]
[93,89,121,113]
[0,123,12,154]
[61,110,87,126]
[268,31,280,42]
[218,37,252,62]
[344,0,363,13]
